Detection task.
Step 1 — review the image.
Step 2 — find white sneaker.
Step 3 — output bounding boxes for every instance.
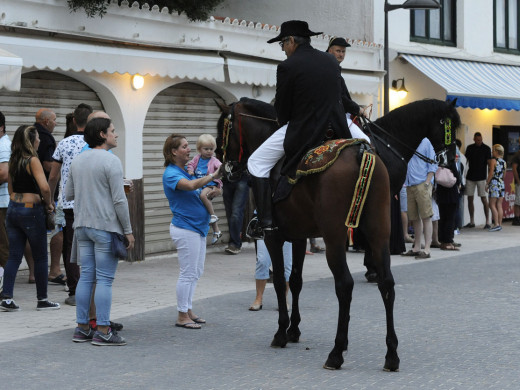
[209,215,219,224]
[454,229,460,235]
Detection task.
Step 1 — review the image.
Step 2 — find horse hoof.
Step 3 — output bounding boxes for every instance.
[287,329,301,343]
[323,356,343,370]
[383,357,400,372]
[270,340,287,348]
[270,335,287,348]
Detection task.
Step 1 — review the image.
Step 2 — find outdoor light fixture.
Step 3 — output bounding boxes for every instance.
[131,74,144,90]
[392,78,408,99]
[384,0,441,114]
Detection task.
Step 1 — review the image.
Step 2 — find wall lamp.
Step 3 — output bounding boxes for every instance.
[384,0,441,114]
[131,74,144,90]
[392,78,408,99]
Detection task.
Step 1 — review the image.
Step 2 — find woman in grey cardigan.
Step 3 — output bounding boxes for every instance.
[66,116,134,346]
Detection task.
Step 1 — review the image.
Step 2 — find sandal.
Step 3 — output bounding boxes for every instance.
[401,249,420,257]
[211,231,222,245]
[440,243,459,251]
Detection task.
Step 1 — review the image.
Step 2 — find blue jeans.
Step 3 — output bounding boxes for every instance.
[75,227,119,326]
[255,240,292,281]
[222,175,250,249]
[3,201,48,300]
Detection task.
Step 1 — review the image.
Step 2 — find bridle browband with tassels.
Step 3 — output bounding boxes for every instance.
[220,103,278,182]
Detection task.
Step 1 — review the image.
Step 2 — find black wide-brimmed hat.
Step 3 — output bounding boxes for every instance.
[326,36,351,51]
[267,20,322,43]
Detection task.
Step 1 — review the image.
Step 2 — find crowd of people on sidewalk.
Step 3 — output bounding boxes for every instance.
[1,19,519,348]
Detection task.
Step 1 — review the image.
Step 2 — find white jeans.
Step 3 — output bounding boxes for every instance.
[247,115,369,179]
[170,224,206,313]
[248,125,287,178]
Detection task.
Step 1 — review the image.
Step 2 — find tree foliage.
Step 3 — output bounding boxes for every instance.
[67,0,225,21]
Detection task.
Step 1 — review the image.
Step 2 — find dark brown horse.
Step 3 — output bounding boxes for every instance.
[216,98,460,370]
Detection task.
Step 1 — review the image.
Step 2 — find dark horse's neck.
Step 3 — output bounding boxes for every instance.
[369,99,460,195]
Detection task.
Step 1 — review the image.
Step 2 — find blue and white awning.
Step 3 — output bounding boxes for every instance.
[402,54,520,111]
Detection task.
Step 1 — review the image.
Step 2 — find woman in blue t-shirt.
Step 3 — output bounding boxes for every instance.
[162,134,223,329]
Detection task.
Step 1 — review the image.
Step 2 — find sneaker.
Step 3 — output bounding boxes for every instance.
[209,215,219,224]
[488,225,502,232]
[225,245,241,255]
[72,327,95,343]
[65,295,76,306]
[454,228,460,235]
[0,299,20,312]
[36,299,60,310]
[91,328,127,346]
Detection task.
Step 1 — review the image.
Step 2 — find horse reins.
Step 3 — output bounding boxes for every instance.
[361,117,442,165]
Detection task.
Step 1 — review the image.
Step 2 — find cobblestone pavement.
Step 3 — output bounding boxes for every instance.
[1,225,519,389]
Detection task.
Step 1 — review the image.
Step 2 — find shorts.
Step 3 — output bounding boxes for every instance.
[431,197,439,222]
[516,183,520,206]
[406,182,433,221]
[49,202,65,238]
[465,180,487,197]
[399,186,407,212]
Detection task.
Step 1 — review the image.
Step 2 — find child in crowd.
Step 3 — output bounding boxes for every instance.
[187,134,223,244]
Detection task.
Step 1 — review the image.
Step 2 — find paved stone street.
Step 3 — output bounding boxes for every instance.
[1,226,519,389]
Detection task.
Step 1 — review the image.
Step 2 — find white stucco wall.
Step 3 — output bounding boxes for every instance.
[215,0,374,41]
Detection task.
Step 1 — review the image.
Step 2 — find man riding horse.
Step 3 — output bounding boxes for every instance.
[248,20,365,239]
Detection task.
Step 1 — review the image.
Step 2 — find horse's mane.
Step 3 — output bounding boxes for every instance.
[374,99,461,135]
[239,97,276,119]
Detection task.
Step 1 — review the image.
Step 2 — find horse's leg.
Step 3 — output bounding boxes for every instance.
[370,240,400,372]
[287,238,306,343]
[264,232,290,348]
[323,240,353,370]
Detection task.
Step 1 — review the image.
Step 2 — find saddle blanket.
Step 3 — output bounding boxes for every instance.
[288,138,369,184]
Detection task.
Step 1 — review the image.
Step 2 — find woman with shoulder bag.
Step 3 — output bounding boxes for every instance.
[0,125,60,312]
[435,144,461,251]
[66,115,134,345]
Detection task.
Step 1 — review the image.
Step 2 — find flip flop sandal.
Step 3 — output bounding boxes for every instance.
[401,249,420,257]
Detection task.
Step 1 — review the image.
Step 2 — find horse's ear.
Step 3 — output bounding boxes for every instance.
[214,99,230,114]
[449,98,458,107]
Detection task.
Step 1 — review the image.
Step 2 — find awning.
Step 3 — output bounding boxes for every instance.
[402,54,520,111]
[0,47,23,91]
[342,72,380,96]
[226,57,277,86]
[0,36,225,82]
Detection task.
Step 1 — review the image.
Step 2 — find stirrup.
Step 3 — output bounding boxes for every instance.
[246,217,277,240]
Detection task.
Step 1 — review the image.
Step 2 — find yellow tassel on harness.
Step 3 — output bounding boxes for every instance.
[345,151,376,245]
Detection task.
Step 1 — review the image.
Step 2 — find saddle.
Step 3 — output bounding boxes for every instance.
[272,138,371,203]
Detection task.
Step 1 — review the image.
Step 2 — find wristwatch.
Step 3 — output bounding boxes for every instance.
[209,173,214,179]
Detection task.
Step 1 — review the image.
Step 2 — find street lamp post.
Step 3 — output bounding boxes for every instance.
[383,0,441,114]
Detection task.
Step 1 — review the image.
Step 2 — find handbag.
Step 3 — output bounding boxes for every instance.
[27,158,56,230]
[435,166,456,188]
[111,232,129,259]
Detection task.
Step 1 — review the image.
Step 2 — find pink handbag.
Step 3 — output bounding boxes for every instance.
[435,167,456,188]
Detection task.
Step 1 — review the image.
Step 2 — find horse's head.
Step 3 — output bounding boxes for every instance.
[375,98,461,165]
[424,99,461,166]
[215,97,278,182]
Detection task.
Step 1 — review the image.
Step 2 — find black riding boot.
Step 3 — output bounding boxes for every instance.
[250,177,274,240]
